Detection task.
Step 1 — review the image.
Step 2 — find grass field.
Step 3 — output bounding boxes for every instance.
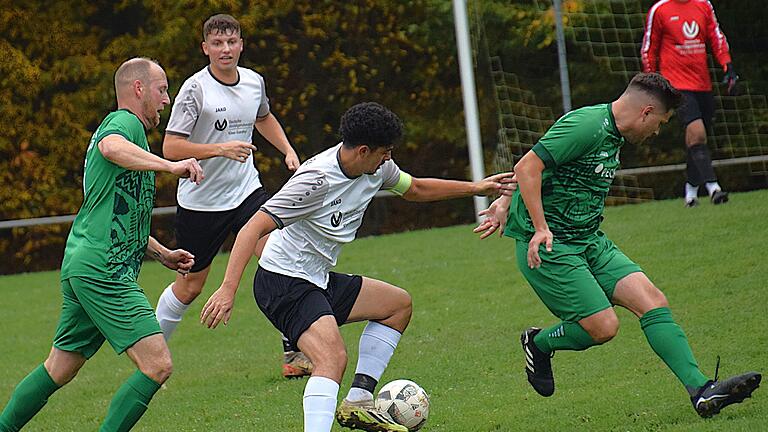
[1,190,766,431]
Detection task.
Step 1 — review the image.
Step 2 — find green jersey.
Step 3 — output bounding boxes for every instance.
[61,110,155,283]
[504,103,626,241]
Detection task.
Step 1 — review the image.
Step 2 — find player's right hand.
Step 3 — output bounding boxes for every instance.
[477,172,517,196]
[163,249,195,276]
[201,285,236,329]
[527,228,553,269]
[170,158,204,184]
[219,141,258,163]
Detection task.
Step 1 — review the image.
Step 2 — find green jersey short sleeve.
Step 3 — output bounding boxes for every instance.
[61,110,156,283]
[504,104,626,241]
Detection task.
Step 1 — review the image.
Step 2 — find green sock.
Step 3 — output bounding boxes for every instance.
[640,307,709,391]
[533,321,597,354]
[0,364,60,432]
[99,370,162,432]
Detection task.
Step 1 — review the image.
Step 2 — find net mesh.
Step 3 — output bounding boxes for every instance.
[537,0,768,174]
[480,0,767,204]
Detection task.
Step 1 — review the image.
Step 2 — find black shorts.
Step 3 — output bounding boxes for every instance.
[253,267,363,351]
[678,91,715,130]
[175,188,270,272]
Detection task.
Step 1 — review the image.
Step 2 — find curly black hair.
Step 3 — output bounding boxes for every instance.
[339,102,403,149]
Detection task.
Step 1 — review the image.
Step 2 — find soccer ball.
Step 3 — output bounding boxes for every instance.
[375,379,430,431]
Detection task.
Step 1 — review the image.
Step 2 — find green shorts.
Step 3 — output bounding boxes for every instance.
[516,230,643,322]
[53,276,162,358]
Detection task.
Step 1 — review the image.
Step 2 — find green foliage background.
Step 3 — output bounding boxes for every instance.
[0,0,765,273]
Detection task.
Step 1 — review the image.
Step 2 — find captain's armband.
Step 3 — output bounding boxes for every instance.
[386,172,413,196]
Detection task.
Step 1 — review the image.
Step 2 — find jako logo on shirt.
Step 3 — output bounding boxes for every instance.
[682,21,699,39]
[330,211,343,227]
[214,119,228,131]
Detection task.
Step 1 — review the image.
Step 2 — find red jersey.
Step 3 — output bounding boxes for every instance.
[641,0,732,92]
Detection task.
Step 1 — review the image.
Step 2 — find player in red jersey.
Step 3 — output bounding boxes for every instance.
[641,0,737,206]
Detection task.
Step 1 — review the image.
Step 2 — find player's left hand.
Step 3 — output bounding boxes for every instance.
[200,286,236,329]
[285,151,300,171]
[162,249,195,277]
[476,172,517,196]
[722,63,739,96]
[473,196,511,239]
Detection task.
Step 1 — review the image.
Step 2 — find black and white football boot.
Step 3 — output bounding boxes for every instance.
[689,358,761,418]
[521,327,555,397]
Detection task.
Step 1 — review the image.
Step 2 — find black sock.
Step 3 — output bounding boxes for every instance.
[351,373,377,394]
[687,144,717,185]
[282,338,292,353]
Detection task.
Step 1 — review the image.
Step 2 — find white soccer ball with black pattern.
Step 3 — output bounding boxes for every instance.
[375,379,430,431]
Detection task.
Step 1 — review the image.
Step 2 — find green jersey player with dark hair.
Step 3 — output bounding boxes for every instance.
[475,72,760,418]
[0,58,203,432]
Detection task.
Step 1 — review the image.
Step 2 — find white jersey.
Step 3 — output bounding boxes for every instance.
[259,143,412,288]
[166,66,270,211]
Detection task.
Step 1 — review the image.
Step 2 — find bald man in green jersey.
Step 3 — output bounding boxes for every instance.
[0,58,203,432]
[475,73,760,418]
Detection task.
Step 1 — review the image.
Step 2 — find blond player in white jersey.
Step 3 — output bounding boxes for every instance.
[200,102,516,432]
[153,14,309,377]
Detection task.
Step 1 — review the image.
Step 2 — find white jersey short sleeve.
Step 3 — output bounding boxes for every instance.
[258,144,410,288]
[166,66,270,211]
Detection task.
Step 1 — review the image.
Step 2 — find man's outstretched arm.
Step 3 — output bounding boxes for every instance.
[401,172,516,202]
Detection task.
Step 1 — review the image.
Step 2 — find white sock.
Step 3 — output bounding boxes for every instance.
[685,183,699,202]
[346,322,401,402]
[705,181,721,196]
[303,376,339,432]
[345,387,373,403]
[155,284,189,340]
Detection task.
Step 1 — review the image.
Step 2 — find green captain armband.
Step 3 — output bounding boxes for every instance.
[387,171,413,196]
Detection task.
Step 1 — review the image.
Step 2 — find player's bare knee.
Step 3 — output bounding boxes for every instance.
[592,328,618,344]
[396,289,412,321]
[685,137,707,148]
[174,278,204,303]
[44,349,85,386]
[141,355,173,383]
[311,346,347,379]
[380,289,412,332]
[648,286,669,309]
[590,314,619,344]
[44,361,80,386]
[326,345,347,368]
[159,357,173,382]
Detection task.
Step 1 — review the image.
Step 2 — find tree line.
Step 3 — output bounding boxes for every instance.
[1,0,765,273]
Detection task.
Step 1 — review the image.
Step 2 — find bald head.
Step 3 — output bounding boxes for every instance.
[114,57,162,97]
[113,57,170,129]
